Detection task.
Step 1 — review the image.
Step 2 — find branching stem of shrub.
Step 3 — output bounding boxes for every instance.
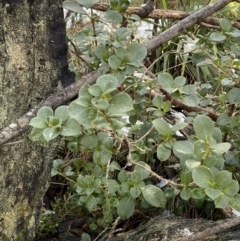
[125,135,182,187]
[107,217,122,240]
[59,173,76,185]
[67,37,88,64]
[93,227,110,241]
[90,8,98,46]
[130,160,184,188]
[144,67,219,121]
[132,126,154,144]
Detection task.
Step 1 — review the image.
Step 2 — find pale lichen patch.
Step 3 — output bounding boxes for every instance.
[9,123,17,129]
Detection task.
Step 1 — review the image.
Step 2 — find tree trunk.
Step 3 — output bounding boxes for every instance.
[0,1,74,240]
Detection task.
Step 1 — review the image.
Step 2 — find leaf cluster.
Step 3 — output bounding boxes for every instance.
[34,2,240,238]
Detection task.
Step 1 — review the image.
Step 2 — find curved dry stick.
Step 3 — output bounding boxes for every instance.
[144,0,234,53]
[145,69,219,121]
[92,1,240,30]
[0,70,101,147]
[161,88,219,121]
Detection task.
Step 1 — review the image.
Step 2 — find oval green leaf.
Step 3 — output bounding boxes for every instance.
[130,187,141,199]
[157,143,171,161]
[55,105,69,122]
[134,161,151,179]
[61,118,81,136]
[82,135,98,149]
[223,180,239,197]
[180,188,191,201]
[29,117,47,129]
[37,106,53,120]
[209,32,226,42]
[214,194,229,209]
[193,115,214,141]
[62,1,87,14]
[152,118,171,137]
[192,166,214,188]
[108,93,133,115]
[227,88,240,104]
[43,127,61,142]
[127,43,147,62]
[141,185,166,208]
[76,0,100,8]
[117,196,135,219]
[205,187,221,200]
[220,19,231,32]
[101,10,123,24]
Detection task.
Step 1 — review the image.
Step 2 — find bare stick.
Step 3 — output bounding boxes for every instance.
[129,156,183,188]
[132,160,183,188]
[145,68,219,121]
[92,1,240,30]
[0,70,101,147]
[144,0,234,53]
[160,88,219,121]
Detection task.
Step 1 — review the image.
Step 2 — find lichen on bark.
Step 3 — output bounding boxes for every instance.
[0,1,74,240]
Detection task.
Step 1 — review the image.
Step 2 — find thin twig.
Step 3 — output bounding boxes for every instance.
[131,160,183,188]
[160,88,219,121]
[91,2,240,30]
[143,67,219,121]
[93,227,110,241]
[199,22,220,29]
[67,37,88,64]
[2,140,24,146]
[107,217,121,240]
[131,126,154,144]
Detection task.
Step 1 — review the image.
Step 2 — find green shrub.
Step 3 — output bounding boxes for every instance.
[34,0,240,238]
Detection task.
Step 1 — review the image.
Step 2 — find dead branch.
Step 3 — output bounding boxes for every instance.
[145,69,219,121]
[0,71,101,147]
[92,1,240,30]
[161,88,219,121]
[135,0,155,18]
[144,0,234,53]
[177,216,240,241]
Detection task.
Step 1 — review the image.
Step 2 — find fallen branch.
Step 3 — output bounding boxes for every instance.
[135,0,155,18]
[161,88,219,121]
[144,0,234,53]
[177,216,240,241]
[0,70,101,146]
[92,1,240,30]
[144,69,219,121]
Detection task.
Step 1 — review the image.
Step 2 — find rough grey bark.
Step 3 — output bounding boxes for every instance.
[0,1,74,240]
[106,215,240,241]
